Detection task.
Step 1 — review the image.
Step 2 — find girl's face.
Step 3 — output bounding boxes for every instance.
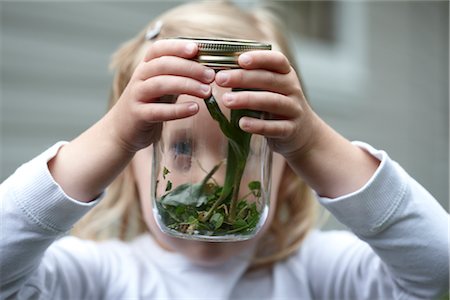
[132,86,285,266]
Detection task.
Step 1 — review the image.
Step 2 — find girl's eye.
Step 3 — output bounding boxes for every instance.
[173,141,192,156]
[171,140,193,171]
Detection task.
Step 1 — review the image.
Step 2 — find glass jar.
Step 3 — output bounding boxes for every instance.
[151,37,272,241]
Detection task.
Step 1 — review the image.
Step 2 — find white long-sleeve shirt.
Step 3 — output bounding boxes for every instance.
[0,142,448,299]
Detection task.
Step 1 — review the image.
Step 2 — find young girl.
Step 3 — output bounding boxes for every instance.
[1,1,448,299]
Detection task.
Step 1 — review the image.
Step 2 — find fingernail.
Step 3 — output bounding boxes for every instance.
[204,68,215,82]
[201,84,211,93]
[240,118,250,129]
[240,54,252,66]
[223,93,234,104]
[216,72,230,84]
[185,42,197,55]
[188,103,198,112]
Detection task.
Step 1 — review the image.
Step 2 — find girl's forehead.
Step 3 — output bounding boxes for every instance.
[163,92,229,148]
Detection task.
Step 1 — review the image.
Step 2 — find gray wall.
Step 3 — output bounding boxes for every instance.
[1,2,448,217]
[294,1,449,210]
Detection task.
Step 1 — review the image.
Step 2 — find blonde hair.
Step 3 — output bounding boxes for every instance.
[72,0,318,269]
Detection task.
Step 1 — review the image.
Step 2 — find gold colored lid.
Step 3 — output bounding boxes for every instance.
[176,37,272,69]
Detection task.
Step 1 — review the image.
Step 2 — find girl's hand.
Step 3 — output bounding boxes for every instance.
[109,39,215,153]
[215,50,318,158]
[48,40,215,201]
[216,51,379,198]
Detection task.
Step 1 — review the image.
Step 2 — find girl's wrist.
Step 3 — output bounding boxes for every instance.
[103,108,139,156]
[282,110,326,163]
[285,116,379,198]
[48,114,136,203]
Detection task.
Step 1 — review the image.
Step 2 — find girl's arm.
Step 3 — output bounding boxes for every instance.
[48,40,214,202]
[0,39,214,298]
[302,143,449,299]
[0,143,103,299]
[217,50,449,298]
[280,114,381,198]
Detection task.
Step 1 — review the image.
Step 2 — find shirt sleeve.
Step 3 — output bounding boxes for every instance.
[0,142,103,299]
[308,142,449,299]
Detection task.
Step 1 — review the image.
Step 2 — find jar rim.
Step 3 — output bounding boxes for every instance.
[174,37,272,69]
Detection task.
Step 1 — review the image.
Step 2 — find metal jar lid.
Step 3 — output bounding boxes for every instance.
[176,37,272,69]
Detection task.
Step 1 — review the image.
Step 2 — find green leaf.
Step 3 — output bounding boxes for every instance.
[245,203,260,228]
[160,164,221,208]
[163,167,170,179]
[248,180,261,197]
[210,213,224,230]
[204,95,241,142]
[175,205,185,216]
[165,180,172,192]
[160,182,207,207]
[187,215,198,224]
[233,218,247,229]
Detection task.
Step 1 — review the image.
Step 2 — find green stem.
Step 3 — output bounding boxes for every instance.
[201,194,227,222]
[201,94,253,224]
[226,224,250,234]
[228,164,244,222]
[200,161,222,188]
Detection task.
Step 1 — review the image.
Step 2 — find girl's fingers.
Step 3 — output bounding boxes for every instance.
[135,56,215,84]
[222,91,300,119]
[138,101,199,122]
[238,50,291,74]
[239,117,295,139]
[215,69,296,95]
[134,75,211,102]
[144,39,198,62]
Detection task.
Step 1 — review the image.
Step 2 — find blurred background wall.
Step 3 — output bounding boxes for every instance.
[1,1,448,228]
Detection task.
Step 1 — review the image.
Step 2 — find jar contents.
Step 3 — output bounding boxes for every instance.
[151,37,272,241]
